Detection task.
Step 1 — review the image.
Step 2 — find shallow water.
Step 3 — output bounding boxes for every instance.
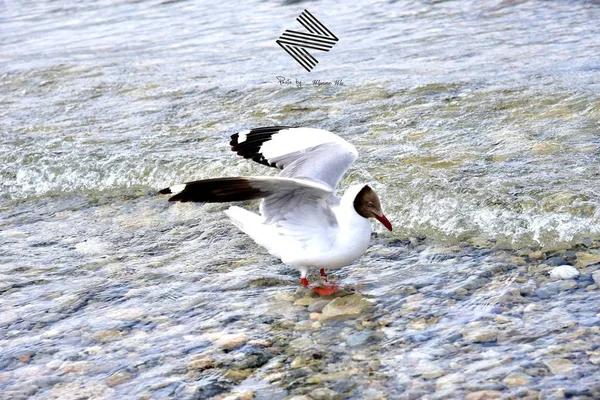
[1,0,600,399]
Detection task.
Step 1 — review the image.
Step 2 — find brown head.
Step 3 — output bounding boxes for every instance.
[353,185,392,231]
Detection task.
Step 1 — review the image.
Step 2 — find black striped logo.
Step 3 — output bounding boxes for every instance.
[276,10,339,72]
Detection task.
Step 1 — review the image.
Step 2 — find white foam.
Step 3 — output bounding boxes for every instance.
[75,238,111,255]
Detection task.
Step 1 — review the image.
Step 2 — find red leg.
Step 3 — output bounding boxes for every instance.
[320,268,328,282]
[299,271,338,296]
[311,284,338,296]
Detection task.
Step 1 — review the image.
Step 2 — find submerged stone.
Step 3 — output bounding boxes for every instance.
[543,358,575,375]
[592,270,600,286]
[461,322,498,343]
[536,280,578,298]
[575,253,600,268]
[294,297,316,307]
[502,372,531,386]
[546,256,568,266]
[308,300,331,313]
[549,265,580,280]
[465,390,503,400]
[186,354,214,371]
[213,333,250,350]
[320,295,371,323]
[105,371,134,387]
[311,387,339,400]
[344,331,376,347]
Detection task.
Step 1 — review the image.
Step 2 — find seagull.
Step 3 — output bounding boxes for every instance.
[159,126,392,295]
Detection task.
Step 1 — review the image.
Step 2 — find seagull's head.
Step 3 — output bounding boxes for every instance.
[353,185,392,231]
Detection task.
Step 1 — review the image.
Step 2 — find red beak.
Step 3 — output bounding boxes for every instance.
[375,214,392,231]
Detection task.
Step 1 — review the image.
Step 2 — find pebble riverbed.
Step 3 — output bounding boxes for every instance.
[2,215,600,399]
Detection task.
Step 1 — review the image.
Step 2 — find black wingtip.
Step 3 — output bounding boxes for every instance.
[230,133,239,148]
[161,177,267,203]
[159,187,172,194]
[229,126,294,168]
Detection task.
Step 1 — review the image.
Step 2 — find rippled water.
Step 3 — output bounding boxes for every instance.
[2,0,600,399]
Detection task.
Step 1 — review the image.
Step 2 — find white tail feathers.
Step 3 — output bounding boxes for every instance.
[224,206,283,258]
[224,206,261,231]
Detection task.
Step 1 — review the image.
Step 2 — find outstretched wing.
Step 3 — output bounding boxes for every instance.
[159,176,330,205]
[230,126,358,190]
[159,176,338,248]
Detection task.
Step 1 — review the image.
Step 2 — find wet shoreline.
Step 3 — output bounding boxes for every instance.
[2,193,600,399]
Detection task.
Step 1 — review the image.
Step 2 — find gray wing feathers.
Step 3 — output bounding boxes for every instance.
[279,142,358,190]
[259,184,337,226]
[256,179,339,249]
[230,127,358,191]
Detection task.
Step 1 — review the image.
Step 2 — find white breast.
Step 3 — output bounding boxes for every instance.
[280,197,372,269]
[322,204,372,269]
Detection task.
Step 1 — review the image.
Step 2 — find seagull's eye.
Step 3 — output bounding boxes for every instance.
[367,201,374,207]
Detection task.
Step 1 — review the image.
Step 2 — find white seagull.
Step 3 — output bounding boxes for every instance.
[160,126,392,295]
